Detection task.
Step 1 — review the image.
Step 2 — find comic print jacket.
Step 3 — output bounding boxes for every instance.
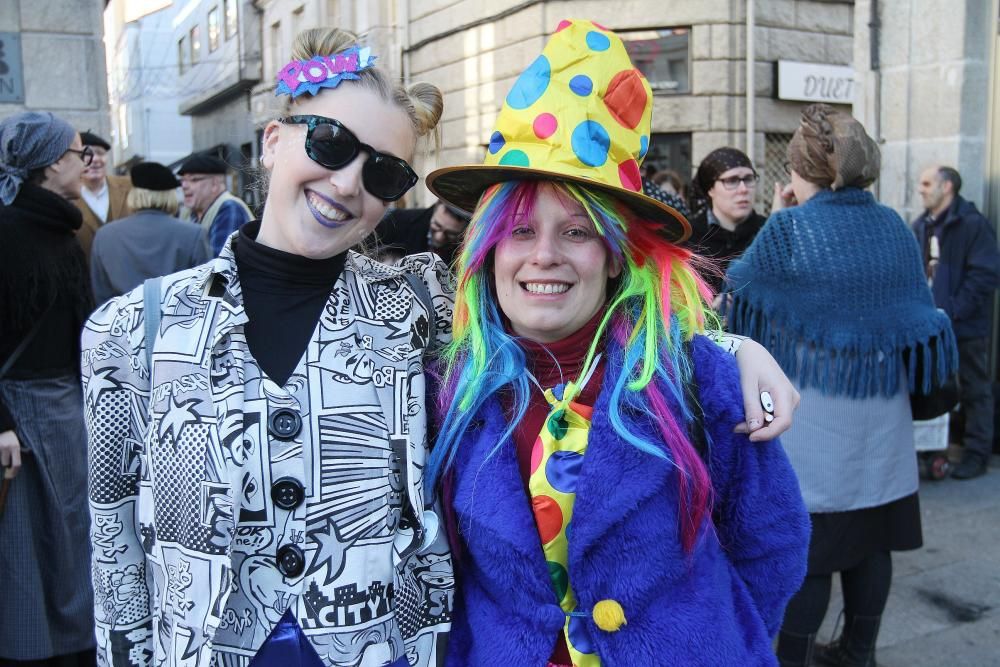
[82,239,456,667]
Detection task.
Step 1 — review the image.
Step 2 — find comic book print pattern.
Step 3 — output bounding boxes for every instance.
[82,242,454,667]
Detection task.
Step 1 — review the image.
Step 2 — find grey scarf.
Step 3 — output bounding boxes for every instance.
[0,111,76,205]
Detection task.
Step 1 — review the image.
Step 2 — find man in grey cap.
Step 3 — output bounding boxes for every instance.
[90,161,212,304]
[177,152,253,255]
[74,130,132,258]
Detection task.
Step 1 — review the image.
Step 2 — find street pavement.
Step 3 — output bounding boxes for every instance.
[816,452,1000,667]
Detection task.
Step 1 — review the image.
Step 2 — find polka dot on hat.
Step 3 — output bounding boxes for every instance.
[533,113,558,139]
[606,69,648,129]
[586,31,611,51]
[499,150,530,167]
[572,120,611,167]
[488,131,506,154]
[438,18,689,238]
[506,55,551,109]
[569,74,593,96]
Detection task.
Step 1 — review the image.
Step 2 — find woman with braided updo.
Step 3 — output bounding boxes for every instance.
[726,104,959,667]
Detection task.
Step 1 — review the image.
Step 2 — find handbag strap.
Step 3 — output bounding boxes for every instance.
[143,277,162,371]
[0,298,56,381]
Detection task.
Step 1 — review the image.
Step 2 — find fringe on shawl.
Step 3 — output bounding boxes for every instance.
[727,296,959,400]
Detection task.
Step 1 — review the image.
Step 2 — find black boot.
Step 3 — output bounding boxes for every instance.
[777,630,816,666]
[813,614,881,667]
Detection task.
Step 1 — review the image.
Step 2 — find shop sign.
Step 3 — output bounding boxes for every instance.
[777,60,856,104]
[0,33,24,104]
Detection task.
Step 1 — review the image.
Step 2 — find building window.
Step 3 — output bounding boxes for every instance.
[225,0,238,40]
[620,28,690,94]
[760,133,793,215]
[190,25,201,64]
[177,36,187,74]
[208,7,221,52]
[645,133,692,187]
[269,21,281,77]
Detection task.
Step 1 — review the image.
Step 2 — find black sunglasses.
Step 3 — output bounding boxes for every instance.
[67,146,94,166]
[280,115,418,202]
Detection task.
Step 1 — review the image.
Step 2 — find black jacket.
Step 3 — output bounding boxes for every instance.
[687,208,767,293]
[913,196,1000,339]
[0,184,92,432]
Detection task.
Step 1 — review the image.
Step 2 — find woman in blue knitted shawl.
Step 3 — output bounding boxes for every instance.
[725,104,959,667]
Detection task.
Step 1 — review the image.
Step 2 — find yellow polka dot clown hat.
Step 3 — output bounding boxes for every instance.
[426,18,690,242]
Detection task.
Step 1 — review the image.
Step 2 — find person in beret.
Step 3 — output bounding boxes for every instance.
[89,161,212,304]
[74,130,132,258]
[0,111,97,666]
[177,153,253,256]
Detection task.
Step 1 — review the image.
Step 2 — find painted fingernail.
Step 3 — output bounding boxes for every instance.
[748,418,761,429]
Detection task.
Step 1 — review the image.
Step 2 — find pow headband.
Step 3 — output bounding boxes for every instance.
[275,46,376,99]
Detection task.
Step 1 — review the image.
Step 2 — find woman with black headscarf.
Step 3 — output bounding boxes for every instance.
[687,147,767,295]
[0,111,96,666]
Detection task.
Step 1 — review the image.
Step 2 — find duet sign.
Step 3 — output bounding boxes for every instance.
[777,60,856,104]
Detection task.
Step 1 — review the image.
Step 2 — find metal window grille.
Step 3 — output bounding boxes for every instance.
[758,133,793,216]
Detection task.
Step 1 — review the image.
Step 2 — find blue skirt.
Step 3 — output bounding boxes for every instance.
[0,376,95,660]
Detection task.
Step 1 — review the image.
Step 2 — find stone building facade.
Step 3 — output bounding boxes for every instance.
[174,0,263,203]
[105,0,193,169]
[855,0,999,221]
[0,0,110,136]
[405,0,856,210]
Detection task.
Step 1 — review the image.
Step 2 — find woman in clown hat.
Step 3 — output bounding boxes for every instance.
[425,19,810,666]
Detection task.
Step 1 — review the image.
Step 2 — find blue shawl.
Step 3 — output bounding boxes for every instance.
[725,187,958,399]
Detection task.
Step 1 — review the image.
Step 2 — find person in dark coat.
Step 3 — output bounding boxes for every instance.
[687,147,767,295]
[370,199,471,265]
[0,111,96,666]
[914,166,1000,479]
[90,161,211,305]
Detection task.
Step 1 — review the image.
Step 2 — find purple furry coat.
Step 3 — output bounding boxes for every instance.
[445,335,810,666]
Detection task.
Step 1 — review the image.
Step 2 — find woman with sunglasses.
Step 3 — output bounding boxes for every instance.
[82,28,453,667]
[0,112,97,666]
[424,21,809,666]
[687,147,767,296]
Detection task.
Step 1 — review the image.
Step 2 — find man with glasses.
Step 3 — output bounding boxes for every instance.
[74,131,133,259]
[370,199,471,265]
[688,147,767,296]
[177,153,253,256]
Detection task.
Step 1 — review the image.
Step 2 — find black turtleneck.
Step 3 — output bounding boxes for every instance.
[234,223,346,386]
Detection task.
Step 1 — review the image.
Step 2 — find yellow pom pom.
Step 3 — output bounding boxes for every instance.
[592,599,627,632]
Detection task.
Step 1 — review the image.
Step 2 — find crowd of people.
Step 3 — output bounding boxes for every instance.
[0,17,997,667]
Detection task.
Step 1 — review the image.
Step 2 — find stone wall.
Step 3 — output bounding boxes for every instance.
[0,0,110,134]
[405,0,854,203]
[854,0,994,221]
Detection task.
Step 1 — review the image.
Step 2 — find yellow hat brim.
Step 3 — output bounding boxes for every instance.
[426,164,692,243]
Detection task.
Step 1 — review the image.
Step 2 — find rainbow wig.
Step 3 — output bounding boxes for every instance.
[428,180,719,551]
